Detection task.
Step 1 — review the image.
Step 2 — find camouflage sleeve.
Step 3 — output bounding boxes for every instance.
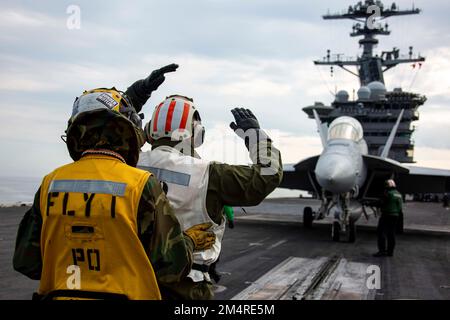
[137,175,194,285]
[206,141,283,223]
[13,187,43,280]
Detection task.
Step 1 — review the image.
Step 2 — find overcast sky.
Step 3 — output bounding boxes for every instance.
[1,0,450,179]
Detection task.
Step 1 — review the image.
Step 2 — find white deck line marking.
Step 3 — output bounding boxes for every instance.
[268,239,287,250]
[239,237,272,253]
[232,257,326,300]
[232,256,376,300]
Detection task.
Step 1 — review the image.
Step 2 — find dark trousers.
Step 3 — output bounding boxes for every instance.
[159,278,214,300]
[377,215,398,254]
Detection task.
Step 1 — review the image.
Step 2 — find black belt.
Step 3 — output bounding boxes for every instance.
[192,263,210,273]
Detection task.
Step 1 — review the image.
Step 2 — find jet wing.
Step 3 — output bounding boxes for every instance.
[362,155,450,199]
[362,155,409,174]
[397,166,450,194]
[280,156,320,192]
[293,155,321,172]
[361,155,410,200]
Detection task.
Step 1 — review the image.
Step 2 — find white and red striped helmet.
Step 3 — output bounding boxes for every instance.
[145,95,204,146]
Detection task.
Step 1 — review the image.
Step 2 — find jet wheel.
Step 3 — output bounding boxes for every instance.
[332,222,340,242]
[348,220,356,243]
[303,207,314,228]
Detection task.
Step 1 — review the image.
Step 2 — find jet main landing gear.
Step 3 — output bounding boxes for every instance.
[303,206,314,228]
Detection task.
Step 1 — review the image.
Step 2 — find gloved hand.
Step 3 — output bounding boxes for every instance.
[125,63,179,113]
[143,63,179,91]
[184,223,216,251]
[229,108,270,149]
[230,108,260,132]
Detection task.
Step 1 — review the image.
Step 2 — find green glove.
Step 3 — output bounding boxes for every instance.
[224,205,234,221]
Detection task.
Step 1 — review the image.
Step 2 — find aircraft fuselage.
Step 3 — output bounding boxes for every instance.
[315,138,367,195]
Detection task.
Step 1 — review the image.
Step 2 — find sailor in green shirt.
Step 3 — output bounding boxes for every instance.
[373,179,403,257]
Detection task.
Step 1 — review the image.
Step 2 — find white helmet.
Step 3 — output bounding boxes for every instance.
[145,95,205,147]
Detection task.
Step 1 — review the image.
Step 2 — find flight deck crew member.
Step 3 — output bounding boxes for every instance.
[13,83,215,299]
[373,179,403,257]
[137,94,283,300]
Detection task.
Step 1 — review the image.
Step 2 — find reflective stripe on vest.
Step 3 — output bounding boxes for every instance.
[49,180,127,196]
[39,154,161,300]
[139,166,191,186]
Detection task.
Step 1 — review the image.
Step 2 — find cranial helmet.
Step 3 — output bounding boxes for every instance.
[66,88,145,166]
[144,95,205,148]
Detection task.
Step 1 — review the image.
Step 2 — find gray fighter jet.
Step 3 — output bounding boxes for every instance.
[281,110,450,242]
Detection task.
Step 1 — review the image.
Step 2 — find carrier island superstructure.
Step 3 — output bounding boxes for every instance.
[303,0,426,163]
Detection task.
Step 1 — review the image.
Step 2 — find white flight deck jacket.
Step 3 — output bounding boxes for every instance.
[138,146,225,282]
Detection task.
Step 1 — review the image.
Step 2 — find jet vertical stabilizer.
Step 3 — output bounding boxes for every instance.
[313,109,328,148]
[380,109,405,159]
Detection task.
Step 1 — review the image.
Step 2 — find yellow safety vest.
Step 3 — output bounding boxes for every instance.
[38,154,161,300]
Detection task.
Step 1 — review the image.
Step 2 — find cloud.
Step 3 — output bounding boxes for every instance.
[0,0,449,180]
[0,5,126,62]
[384,46,450,97]
[414,108,450,150]
[0,8,56,28]
[0,54,121,93]
[414,147,450,170]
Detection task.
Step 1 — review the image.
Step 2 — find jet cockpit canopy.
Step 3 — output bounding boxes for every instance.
[328,116,363,142]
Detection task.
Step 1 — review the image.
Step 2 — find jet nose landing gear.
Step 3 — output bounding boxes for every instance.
[332,219,356,243]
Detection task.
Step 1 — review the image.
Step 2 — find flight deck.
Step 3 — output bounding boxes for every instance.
[1,198,449,300]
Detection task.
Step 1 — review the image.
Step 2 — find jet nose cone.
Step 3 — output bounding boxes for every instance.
[315,154,356,194]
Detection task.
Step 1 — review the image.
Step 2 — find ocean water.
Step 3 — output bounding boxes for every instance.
[0,176,41,206]
[0,176,303,206]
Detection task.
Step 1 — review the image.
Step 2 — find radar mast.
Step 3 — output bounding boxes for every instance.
[315,0,425,85]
